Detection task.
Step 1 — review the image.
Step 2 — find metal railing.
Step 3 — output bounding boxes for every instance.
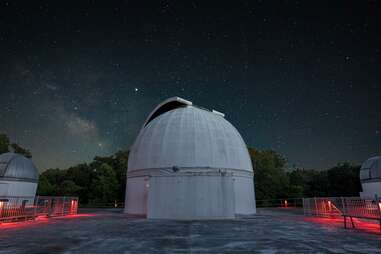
[0,196,35,221]
[303,197,344,218]
[0,196,78,222]
[35,196,78,217]
[303,197,381,232]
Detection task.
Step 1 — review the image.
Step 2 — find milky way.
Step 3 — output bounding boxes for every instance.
[0,1,380,170]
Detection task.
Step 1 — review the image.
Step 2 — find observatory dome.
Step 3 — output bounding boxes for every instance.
[0,153,39,198]
[125,97,256,219]
[359,156,381,199]
[128,103,252,172]
[0,153,38,181]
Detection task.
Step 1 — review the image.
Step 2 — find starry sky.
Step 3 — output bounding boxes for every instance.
[0,1,380,171]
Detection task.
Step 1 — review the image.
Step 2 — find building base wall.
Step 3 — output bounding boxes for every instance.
[124,176,149,215]
[125,168,256,220]
[0,180,37,197]
[147,175,236,219]
[233,176,256,215]
[360,181,381,199]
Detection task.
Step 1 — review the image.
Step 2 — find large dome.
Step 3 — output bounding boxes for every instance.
[128,98,252,172]
[360,156,381,183]
[0,153,39,182]
[125,97,256,219]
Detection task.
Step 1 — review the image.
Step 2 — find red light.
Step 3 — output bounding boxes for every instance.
[284,200,288,208]
[70,199,78,215]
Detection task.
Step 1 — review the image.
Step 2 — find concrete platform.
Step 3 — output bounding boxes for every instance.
[1,208,381,253]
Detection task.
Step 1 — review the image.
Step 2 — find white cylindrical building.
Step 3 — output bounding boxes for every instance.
[124,97,256,219]
[0,153,39,200]
[359,156,381,199]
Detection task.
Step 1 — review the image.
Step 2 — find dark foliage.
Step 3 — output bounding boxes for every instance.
[0,133,31,158]
[37,151,129,204]
[36,147,362,205]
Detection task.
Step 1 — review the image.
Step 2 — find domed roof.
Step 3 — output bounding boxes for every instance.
[360,156,381,182]
[0,153,39,181]
[128,97,252,172]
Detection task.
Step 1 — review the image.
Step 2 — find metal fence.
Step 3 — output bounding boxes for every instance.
[35,196,78,217]
[303,197,381,218]
[0,196,35,221]
[303,197,381,231]
[303,197,344,218]
[0,196,78,222]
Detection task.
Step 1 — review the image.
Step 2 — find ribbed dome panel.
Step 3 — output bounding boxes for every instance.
[128,106,252,172]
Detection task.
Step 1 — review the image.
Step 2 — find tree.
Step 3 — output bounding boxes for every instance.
[326,163,361,197]
[248,148,289,200]
[59,180,82,196]
[0,133,32,158]
[88,163,118,204]
[90,150,129,202]
[65,163,93,203]
[0,133,10,154]
[37,174,55,195]
[10,143,32,158]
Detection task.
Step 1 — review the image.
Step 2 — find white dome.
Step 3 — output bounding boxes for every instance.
[125,97,256,219]
[360,156,381,182]
[128,98,252,172]
[0,153,38,182]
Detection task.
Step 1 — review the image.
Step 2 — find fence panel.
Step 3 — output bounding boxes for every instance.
[0,196,78,222]
[303,197,381,219]
[0,196,35,221]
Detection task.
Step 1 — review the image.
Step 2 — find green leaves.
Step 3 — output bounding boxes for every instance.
[0,133,10,154]
[0,133,32,158]
[248,147,361,199]
[37,151,129,205]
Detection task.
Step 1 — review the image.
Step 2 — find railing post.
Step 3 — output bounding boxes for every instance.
[34,196,39,220]
[376,195,381,233]
[341,197,347,229]
[62,197,66,216]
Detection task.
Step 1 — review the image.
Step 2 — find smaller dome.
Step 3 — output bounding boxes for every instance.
[0,153,39,181]
[360,156,381,182]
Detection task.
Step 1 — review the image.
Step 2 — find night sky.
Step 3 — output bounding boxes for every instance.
[0,1,380,171]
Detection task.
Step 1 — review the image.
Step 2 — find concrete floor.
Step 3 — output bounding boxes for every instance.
[1,208,381,253]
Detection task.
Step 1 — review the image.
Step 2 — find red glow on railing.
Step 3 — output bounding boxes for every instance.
[70,199,78,214]
[0,201,3,217]
[1,213,96,229]
[304,216,381,234]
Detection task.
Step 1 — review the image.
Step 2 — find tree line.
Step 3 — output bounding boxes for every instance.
[249,148,361,200]
[1,133,362,204]
[0,133,32,158]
